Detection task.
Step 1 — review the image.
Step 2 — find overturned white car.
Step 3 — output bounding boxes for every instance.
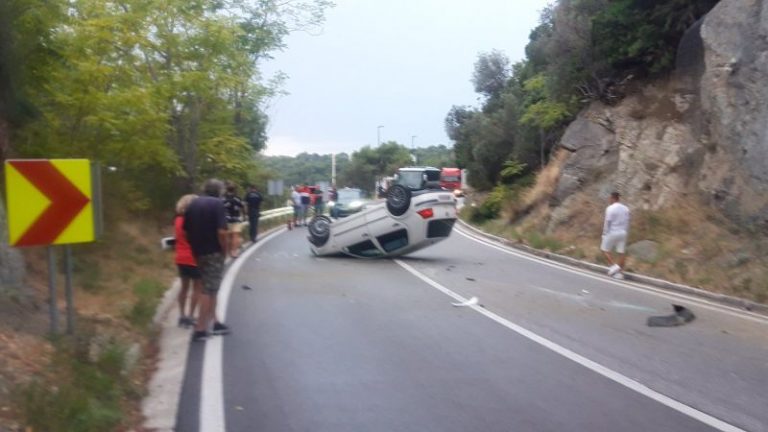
[307,170,457,258]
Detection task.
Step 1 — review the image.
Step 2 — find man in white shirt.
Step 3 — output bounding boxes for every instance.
[601,191,630,279]
[291,186,302,227]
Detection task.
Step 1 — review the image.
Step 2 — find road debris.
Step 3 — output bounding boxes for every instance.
[242,285,252,290]
[452,297,478,307]
[647,304,696,327]
[466,277,476,282]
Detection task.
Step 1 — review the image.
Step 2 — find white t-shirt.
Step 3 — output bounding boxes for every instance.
[291,190,301,206]
[603,202,630,235]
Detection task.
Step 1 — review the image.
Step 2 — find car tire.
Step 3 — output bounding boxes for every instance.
[386,184,411,217]
[308,215,331,247]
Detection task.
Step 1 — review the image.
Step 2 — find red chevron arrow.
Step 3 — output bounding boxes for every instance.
[10,160,90,247]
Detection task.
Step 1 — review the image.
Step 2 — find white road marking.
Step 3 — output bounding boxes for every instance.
[394,259,747,432]
[200,228,286,432]
[452,296,478,307]
[454,226,768,325]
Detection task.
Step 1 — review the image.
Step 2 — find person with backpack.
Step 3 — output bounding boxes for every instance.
[223,183,245,257]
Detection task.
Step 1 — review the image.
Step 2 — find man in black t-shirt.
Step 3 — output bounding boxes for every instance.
[184,179,231,341]
[243,185,263,242]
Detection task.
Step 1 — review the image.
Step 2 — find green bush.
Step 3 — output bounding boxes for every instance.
[128,279,166,330]
[18,340,129,432]
[470,185,509,222]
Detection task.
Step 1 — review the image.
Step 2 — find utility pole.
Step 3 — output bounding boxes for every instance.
[377,125,384,145]
[411,135,417,164]
[331,153,336,186]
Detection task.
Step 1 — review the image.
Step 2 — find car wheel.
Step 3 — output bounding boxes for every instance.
[308,215,331,247]
[386,184,411,217]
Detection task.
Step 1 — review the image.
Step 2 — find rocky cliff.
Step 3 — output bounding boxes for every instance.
[551,0,768,233]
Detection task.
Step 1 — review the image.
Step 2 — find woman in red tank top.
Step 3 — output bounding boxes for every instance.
[175,194,202,327]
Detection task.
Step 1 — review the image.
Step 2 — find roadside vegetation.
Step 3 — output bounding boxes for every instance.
[0,0,333,429]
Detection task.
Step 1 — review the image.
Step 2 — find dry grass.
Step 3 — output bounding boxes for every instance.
[505,150,568,222]
[464,150,767,304]
[0,217,175,431]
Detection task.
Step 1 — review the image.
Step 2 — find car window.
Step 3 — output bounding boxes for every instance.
[396,171,424,189]
[442,175,459,182]
[345,240,383,257]
[376,229,409,252]
[337,189,363,203]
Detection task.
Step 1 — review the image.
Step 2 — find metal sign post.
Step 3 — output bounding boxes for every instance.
[64,245,75,334]
[47,246,59,335]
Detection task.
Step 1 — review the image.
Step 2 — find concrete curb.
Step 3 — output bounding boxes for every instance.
[142,279,188,432]
[142,224,288,431]
[457,219,768,316]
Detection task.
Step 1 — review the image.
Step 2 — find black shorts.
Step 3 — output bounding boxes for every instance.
[177,264,202,279]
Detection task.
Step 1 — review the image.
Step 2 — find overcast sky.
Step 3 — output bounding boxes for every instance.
[261,0,550,156]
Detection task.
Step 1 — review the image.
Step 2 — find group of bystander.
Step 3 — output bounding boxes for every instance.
[172,179,262,342]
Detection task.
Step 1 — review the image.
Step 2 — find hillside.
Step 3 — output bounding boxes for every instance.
[467,0,768,303]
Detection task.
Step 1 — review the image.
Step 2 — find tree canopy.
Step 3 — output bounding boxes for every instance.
[1,0,332,211]
[446,0,720,191]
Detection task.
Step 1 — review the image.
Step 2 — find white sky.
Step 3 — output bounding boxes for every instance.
[261,0,551,156]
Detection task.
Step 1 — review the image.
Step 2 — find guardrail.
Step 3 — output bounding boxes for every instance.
[161,206,294,250]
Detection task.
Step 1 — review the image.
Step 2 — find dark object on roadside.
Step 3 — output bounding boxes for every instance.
[466,277,476,281]
[647,304,696,327]
[242,284,252,290]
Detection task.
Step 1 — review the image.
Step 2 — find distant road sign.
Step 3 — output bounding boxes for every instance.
[267,179,284,196]
[5,159,95,247]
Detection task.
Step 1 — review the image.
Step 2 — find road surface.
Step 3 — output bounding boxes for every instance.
[176,225,768,432]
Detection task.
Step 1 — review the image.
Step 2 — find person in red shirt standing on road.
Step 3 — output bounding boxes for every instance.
[174,194,202,327]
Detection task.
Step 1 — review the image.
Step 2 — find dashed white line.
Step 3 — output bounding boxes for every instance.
[394,258,747,432]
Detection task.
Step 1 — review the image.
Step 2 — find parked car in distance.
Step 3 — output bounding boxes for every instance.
[308,170,457,258]
[329,187,368,218]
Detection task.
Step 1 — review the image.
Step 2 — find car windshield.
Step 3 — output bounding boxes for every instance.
[397,169,441,190]
[337,189,363,204]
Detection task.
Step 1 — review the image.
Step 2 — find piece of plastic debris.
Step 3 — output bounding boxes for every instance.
[466,277,476,281]
[579,289,590,295]
[452,297,479,307]
[647,304,696,327]
[242,285,252,290]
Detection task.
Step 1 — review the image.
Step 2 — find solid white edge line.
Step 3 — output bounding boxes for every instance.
[454,226,768,325]
[200,228,287,432]
[394,259,747,432]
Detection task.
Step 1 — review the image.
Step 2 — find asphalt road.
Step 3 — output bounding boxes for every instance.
[177,225,768,432]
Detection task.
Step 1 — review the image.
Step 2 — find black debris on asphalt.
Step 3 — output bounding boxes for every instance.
[242,284,253,290]
[466,277,476,282]
[647,304,696,327]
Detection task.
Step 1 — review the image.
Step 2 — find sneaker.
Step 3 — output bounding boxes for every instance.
[607,264,621,276]
[178,316,187,327]
[612,272,625,280]
[212,322,231,336]
[192,330,209,342]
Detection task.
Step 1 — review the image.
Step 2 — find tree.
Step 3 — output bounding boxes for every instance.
[339,142,413,193]
[472,50,510,106]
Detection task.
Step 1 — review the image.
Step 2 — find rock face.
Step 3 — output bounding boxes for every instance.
[550,0,768,233]
[699,0,768,230]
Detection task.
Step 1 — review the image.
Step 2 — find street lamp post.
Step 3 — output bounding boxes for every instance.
[377,125,384,145]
